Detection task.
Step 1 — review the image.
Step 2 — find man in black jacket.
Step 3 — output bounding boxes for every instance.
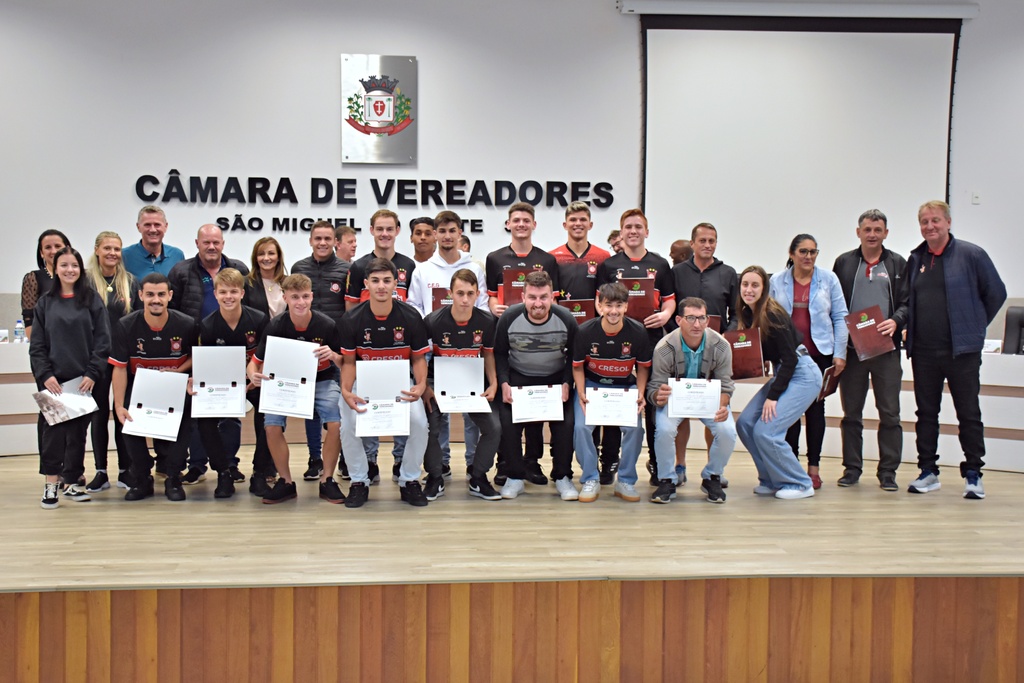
[831,209,909,491]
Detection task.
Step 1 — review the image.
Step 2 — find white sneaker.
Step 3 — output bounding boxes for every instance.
[753,484,778,496]
[579,480,600,503]
[62,484,92,502]
[500,478,525,499]
[775,486,814,500]
[613,481,640,502]
[908,471,941,494]
[555,477,579,501]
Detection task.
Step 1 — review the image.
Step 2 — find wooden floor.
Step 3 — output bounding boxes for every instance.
[2,447,1023,593]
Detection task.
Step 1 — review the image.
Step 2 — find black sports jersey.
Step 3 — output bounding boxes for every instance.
[109,310,198,382]
[572,317,653,386]
[484,246,560,305]
[550,243,610,300]
[199,305,268,362]
[424,306,496,380]
[340,300,429,361]
[345,251,417,304]
[253,310,342,383]
[596,250,675,325]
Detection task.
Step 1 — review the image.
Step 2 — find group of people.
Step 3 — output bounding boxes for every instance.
[25,198,1006,510]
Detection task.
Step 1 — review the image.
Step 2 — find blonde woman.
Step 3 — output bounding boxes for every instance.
[244,236,287,317]
[84,232,139,492]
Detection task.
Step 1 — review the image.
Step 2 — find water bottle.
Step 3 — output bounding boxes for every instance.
[13,320,25,344]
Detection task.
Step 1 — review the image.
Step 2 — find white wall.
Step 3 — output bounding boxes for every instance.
[0,0,642,293]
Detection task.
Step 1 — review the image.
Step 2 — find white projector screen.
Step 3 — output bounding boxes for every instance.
[644,28,955,271]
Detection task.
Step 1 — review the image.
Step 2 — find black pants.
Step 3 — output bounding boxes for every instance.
[498,398,574,481]
[196,389,274,476]
[786,354,832,466]
[122,397,192,482]
[912,348,985,477]
[424,397,500,480]
[39,414,89,481]
[839,350,903,478]
[91,364,129,472]
[593,426,621,466]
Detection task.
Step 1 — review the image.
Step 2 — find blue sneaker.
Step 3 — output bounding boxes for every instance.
[963,471,985,500]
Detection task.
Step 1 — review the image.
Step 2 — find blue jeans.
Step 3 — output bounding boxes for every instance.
[572,382,645,485]
[304,417,322,461]
[263,379,342,428]
[736,354,821,491]
[463,415,480,468]
[654,407,736,485]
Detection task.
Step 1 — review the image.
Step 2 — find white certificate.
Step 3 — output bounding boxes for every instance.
[259,336,319,419]
[191,346,247,418]
[667,378,721,419]
[355,399,411,437]
[32,376,100,426]
[584,387,639,427]
[434,357,491,414]
[510,385,563,424]
[356,359,411,400]
[122,368,189,441]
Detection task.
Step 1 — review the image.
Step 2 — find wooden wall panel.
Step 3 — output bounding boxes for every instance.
[3,577,1024,682]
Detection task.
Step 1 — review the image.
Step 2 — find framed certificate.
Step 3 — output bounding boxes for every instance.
[510,385,563,424]
[667,378,721,419]
[192,346,247,418]
[584,387,639,427]
[122,368,189,441]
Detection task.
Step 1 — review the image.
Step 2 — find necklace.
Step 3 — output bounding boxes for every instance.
[104,275,114,292]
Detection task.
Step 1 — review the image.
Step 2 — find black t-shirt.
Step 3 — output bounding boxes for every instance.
[423,306,497,380]
[109,310,199,386]
[597,250,676,316]
[550,243,611,300]
[253,310,342,383]
[911,250,953,351]
[345,251,417,304]
[340,300,430,361]
[572,316,653,386]
[199,305,268,362]
[484,246,560,305]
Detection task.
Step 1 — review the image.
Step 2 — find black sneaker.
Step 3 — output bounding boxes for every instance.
[319,479,346,504]
[424,475,445,501]
[838,471,860,487]
[879,473,899,492]
[338,463,351,481]
[525,463,548,486]
[650,479,676,504]
[493,472,507,487]
[599,460,619,486]
[181,467,206,485]
[647,459,659,487]
[368,462,380,485]
[41,482,60,509]
[165,476,187,501]
[392,460,402,482]
[228,466,245,483]
[262,479,297,504]
[303,458,323,481]
[345,482,369,508]
[441,463,453,479]
[117,470,134,490]
[125,476,154,501]
[214,471,235,499]
[468,477,501,501]
[86,471,110,492]
[700,475,726,504]
[249,474,270,497]
[400,481,429,507]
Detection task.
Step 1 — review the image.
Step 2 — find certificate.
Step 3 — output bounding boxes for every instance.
[723,328,765,380]
[558,299,596,324]
[434,356,491,413]
[621,277,656,321]
[667,378,721,419]
[356,359,411,401]
[355,400,410,437]
[584,387,639,427]
[845,305,896,361]
[259,336,318,419]
[501,268,532,305]
[122,368,189,441]
[32,376,99,426]
[510,385,563,424]
[192,346,247,418]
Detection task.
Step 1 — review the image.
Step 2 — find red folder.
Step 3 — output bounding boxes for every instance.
[501,269,532,306]
[723,328,765,380]
[431,287,453,312]
[818,365,840,401]
[707,315,722,333]
[845,306,896,361]
[621,278,656,321]
[558,299,596,324]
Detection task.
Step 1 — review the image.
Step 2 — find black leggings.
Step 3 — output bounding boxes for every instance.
[91,364,129,472]
[785,354,832,466]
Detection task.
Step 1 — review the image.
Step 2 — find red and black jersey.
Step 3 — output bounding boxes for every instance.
[596,250,675,322]
[345,251,417,304]
[109,309,198,382]
[549,243,610,301]
[423,306,496,381]
[572,316,653,386]
[199,305,268,362]
[484,246,560,305]
[253,310,343,383]
[340,300,429,361]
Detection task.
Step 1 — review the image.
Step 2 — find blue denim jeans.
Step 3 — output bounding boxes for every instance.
[572,382,645,484]
[654,407,736,485]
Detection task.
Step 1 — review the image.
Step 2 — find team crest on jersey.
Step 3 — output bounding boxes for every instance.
[394,326,405,342]
[587,261,598,275]
[473,330,483,345]
[621,341,632,357]
[397,269,407,282]
[441,332,451,346]
[330,282,341,293]
[170,337,183,353]
[591,343,600,356]
[615,268,625,279]
[215,338,226,345]
[364,328,372,342]
[246,331,256,345]
[647,268,657,278]
[532,264,544,271]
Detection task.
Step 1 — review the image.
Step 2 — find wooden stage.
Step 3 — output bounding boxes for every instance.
[2,449,1023,682]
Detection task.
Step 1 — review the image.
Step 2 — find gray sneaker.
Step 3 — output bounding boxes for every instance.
[908,471,941,494]
[963,471,985,500]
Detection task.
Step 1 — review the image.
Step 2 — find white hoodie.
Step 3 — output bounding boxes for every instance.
[406,250,489,317]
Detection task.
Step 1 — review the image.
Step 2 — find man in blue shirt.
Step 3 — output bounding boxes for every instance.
[122,205,186,279]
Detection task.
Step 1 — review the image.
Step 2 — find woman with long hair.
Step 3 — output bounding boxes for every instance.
[768,234,849,488]
[29,247,111,508]
[21,229,71,340]
[734,265,823,500]
[83,231,139,492]
[243,236,287,317]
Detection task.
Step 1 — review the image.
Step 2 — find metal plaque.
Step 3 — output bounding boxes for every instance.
[341,54,418,164]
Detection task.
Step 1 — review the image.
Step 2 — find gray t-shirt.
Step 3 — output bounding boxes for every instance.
[850,260,892,320]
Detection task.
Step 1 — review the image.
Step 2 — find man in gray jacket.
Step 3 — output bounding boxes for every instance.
[647,297,736,504]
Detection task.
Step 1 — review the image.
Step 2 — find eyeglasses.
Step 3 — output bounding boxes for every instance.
[796,248,819,256]
[682,315,708,324]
